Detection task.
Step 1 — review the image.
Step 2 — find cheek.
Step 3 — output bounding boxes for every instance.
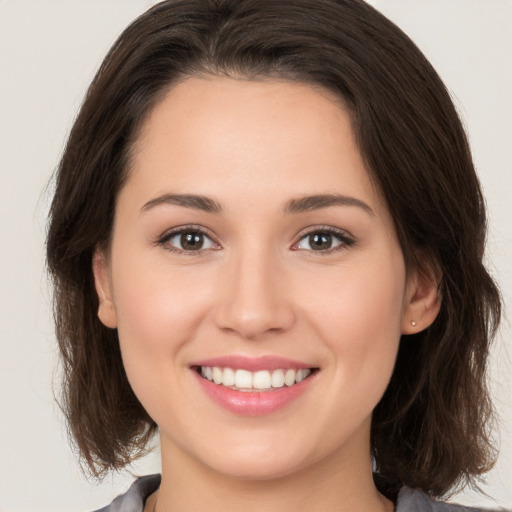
[298,253,406,408]
[109,249,215,401]
[110,254,219,429]
[301,251,405,333]
[112,253,211,344]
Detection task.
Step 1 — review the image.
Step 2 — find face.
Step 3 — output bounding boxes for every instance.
[94,77,435,481]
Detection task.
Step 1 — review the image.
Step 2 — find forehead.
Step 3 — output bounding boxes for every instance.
[126,77,383,215]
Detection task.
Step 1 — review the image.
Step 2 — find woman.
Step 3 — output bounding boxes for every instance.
[46,1,503,511]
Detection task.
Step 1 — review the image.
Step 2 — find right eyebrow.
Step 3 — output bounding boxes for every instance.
[140,193,222,214]
[284,193,374,216]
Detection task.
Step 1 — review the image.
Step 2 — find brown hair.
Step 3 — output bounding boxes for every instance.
[46,0,501,497]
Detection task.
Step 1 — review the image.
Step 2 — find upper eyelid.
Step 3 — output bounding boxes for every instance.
[158,224,217,242]
[295,225,354,240]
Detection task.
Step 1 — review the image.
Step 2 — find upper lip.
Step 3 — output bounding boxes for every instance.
[190,355,316,372]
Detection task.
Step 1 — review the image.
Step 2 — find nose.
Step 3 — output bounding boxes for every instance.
[213,247,296,340]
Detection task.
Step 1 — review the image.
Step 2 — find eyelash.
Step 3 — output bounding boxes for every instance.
[156,225,355,255]
[156,225,220,255]
[292,226,355,255]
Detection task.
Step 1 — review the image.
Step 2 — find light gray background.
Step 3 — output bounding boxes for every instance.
[0,1,510,511]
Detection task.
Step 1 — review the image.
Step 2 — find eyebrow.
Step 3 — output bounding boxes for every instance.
[284,194,374,216]
[140,192,374,216]
[141,193,222,214]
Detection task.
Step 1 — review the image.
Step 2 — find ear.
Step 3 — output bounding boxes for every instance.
[402,266,441,335]
[92,248,118,328]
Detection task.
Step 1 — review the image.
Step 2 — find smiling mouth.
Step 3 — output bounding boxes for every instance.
[193,366,318,392]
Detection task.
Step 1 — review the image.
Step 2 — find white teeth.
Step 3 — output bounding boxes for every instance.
[223,367,236,386]
[199,366,313,390]
[235,369,253,389]
[253,370,271,390]
[295,368,311,383]
[271,369,285,388]
[212,367,223,384]
[284,369,296,386]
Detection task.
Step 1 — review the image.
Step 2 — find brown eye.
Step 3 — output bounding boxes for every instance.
[295,229,353,253]
[180,232,205,250]
[309,233,332,250]
[162,229,218,253]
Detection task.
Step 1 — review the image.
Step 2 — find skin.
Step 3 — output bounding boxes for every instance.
[93,77,440,512]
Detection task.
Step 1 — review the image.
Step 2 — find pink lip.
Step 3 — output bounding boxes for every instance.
[193,370,316,416]
[191,355,313,372]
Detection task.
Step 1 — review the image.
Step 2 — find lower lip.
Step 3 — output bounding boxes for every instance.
[193,371,315,416]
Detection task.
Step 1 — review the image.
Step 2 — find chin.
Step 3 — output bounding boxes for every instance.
[208,454,309,482]
[191,434,321,482]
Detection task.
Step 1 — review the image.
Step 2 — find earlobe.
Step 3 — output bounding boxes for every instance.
[92,249,118,329]
[402,268,441,335]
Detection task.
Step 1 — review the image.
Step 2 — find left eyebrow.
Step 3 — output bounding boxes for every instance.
[140,193,222,214]
[284,194,374,216]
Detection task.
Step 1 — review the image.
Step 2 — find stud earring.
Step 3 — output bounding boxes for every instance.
[411,320,417,326]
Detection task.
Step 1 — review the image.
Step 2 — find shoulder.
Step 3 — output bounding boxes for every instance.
[396,487,508,512]
[91,474,161,512]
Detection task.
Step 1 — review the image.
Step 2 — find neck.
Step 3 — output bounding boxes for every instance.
[151,433,393,512]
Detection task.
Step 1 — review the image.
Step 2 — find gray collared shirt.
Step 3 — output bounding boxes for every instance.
[92,474,505,512]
